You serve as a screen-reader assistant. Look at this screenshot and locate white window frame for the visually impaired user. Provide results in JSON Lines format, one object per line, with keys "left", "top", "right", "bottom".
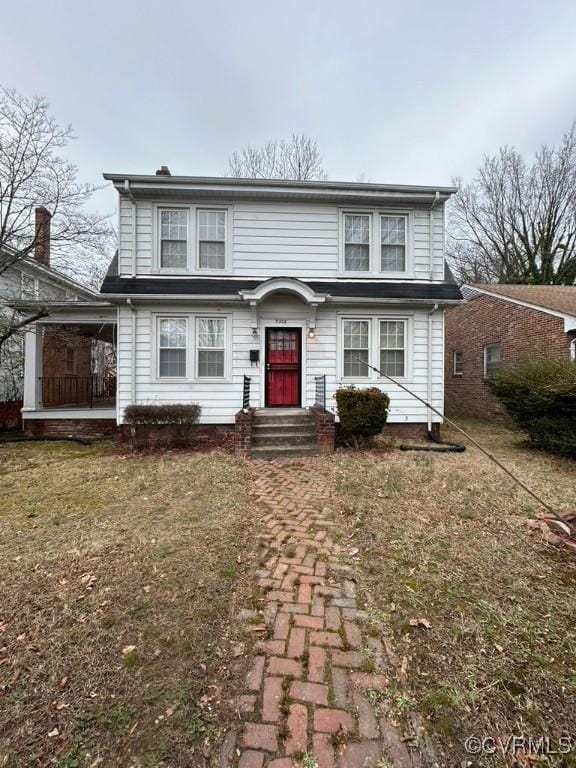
{"left": 195, "top": 316, "right": 228, "bottom": 380}
{"left": 339, "top": 208, "right": 413, "bottom": 277}
{"left": 379, "top": 214, "right": 409, "bottom": 275}
{"left": 378, "top": 319, "right": 407, "bottom": 379}
{"left": 156, "top": 316, "right": 189, "bottom": 380}
{"left": 196, "top": 209, "right": 228, "bottom": 272}
{"left": 153, "top": 203, "right": 232, "bottom": 274}
{"left": 338, "top": 314, "right": 412, "bottom": 383}
{"left": 453, "top": 350, "right": 463, "bottom": 376}
{"left": 342, "top": 318, "right": 371, "bottom": 378}
{"left": 483, "top": 343, "right": 501, "bottom": 379}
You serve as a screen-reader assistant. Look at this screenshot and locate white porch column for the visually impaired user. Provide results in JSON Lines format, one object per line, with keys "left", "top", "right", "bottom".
{"left": 22, "top": 325, "right": 43, "bottom": 410}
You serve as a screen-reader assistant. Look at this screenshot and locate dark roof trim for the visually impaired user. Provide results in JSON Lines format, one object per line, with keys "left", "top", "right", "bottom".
{"left": 100, "top": 276, "right": 463, "bottom": 302}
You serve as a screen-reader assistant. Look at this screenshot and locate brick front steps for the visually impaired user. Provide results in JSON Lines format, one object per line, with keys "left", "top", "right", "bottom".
{"left": 221, "top": 459, "right": 429, "bottom": 767}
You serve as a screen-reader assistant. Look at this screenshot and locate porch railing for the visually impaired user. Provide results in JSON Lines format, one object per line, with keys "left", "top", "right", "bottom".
{"left": 40, "top": 374, "right": 116, "bottom": 408}
{"left": 242, "top": 375, "right": 251, "bottom": 411}
{"left": 314, "top": 374, "right": 326, "bottom": 411}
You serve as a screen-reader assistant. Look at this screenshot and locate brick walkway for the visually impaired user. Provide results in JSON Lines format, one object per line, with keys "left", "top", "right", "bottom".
{"left": 230, "top": 459, "right": 425, "bottom": 768}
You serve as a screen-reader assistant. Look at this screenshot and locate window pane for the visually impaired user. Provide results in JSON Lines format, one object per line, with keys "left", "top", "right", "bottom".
{"left": 343, "top": 320, "right": 369, "bottom": 377}
{"left": 345, "top": 215, "right": 370, "bottom": 244}
{"left": 198, "top": 318, "right": 225, "bottom": 348}
{"left": 198, "top": 210, "right": 226, "bottom": 241}
{"left": 380, "top": 350, "right": 404, "bottom": 377}
{"left": 161, "top": 240, "right": 187, "bottom": 269}
{"left": 453, "top": 351, "right": 463, "bottom": 374}
{"left": 381, "top": 245, "right": 406, "bottom": 271}
{"left": 345, "top": 244, "right": 370, "bottom": 271}
{"left": 159, "top": 349, "right": 186, "bottom": 377}
{"left": 160, "top": 319, "right": 187, "bottom": 348}
{"left": 381, "top": 216, "right": 405, "bottom": 245}
{"left": 198, "top": 350, "right": 224, "bottom": 377}
{"left": 161, "top": 209, "right": 187, "bottom": 239}
{"left": 199, "top": 241, "right": 226, "bottom": 270}
{"left": 380, "top": 321, "right": 404, "bottom": 350}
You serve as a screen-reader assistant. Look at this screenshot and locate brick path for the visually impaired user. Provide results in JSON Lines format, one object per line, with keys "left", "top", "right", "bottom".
{"left": 229, "top": 459, "right": 425, "bottom": 768}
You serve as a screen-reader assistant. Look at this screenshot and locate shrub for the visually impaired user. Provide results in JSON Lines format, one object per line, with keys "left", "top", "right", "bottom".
{"left": 123, "top": 403, "right": 201, "bottom": 450}
{"left": 335, "top": 386, "right": 390, "bottom": 446}
{"left": 489, "top": 359, "right": 576, "bottom": 457}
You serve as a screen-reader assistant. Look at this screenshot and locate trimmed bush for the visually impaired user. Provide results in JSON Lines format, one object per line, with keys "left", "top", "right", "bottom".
{"left": 335, "top": 386, "right": 390, "bottom": 445}
{"left": 489, "top": 359, "right": 576, "bottom": 457}
{"left": 123, "top": 403, "right": 201, "bottom": 449}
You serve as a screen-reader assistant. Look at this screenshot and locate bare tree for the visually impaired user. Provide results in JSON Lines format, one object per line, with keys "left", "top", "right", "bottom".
{"left": 447, "top": 124, "right": 576, "bottom": 285}
{"left": 228, "top": 133, "right": 327, "bottom": 181}
{"left": 0, "top": 87, "right": 113, "bottom": 352}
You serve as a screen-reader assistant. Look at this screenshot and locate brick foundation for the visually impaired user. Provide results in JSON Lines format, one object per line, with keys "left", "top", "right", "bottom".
{"left": 380, "top": 422, "right": 439, "bottom": 440}
{"left": 309, "top": 406, "right": 335, "bottom": 453}
{"left": 0, "top": 400, "right": 22, "bottom": 430}
{"left": 23, "top": 418, "right": 118, "bottom": 439}
{"left": 235, "top": 408, "right": 255, "bottom": 456}
{"left": 119, "top": 423, "right": 233, "bottom": 449}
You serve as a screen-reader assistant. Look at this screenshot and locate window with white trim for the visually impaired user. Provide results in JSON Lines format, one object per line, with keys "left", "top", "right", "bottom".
{"left": 21, "top": 274, "right": 38, "bottom": 299}
{"left": 158, "top": 318, "right": 187, "bottom": 377}
{"left": 198, "top": 209, "right": 226, "bottom": 270}
{"left": 379, "top": 320, "right": 406, "bottom": 377}
{"left": 343, "top": 319, "right": 370, "bottom": 377}
{"left": 380, "top": 215, "right": 406, "bottom": 272}
{"left": 344, "top": 214, "right": 370, "bottom": 271}
{"left": 197, "top": 317, "right": 225, "bottom": 377}
{"left": 483, "top": 343, "right": 501, "bottom": 378}
{"left": 160, "top": 209, "right": 188, "bottom": 269}
{"left": 453, "top": 350, "right": 463, "bottom": 375}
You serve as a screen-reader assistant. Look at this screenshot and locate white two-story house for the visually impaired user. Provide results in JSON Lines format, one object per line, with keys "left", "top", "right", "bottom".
{"left": 20, "top": 171, "right": 462, "bottom": 450}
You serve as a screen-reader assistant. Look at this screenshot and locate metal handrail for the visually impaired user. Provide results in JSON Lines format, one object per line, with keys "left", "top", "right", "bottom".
{"left": 242, "top": 375, "right": 251, "bottom": 411}
{"left": 314, "top": 374, "right": 326, "bottom": 411}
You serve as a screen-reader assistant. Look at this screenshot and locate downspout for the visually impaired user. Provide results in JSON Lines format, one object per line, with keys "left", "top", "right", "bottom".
{"left": 427, "top": 302, "right": 439, "bottom": 431}
{"left": 127, "top": 298, "right": 136, "bottom": 405}
{"left": 124, "top": 179, "right": 137, "bottom": 278}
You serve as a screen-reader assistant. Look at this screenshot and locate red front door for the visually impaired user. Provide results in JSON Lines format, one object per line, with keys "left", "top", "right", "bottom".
{"left": 265, "top": 328, "right": 301, "bottom": 407}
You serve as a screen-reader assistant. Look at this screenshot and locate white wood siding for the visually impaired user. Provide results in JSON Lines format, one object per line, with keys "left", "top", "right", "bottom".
{"left": 118, "top": 199, "right": 446, "bottom": 281}
{"left": 116, "top": 297, "right": 443, "bottom": 425}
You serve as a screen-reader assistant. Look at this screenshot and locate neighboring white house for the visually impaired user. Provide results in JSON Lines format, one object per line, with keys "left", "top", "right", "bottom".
{"left": 19, "top": 172, "right": 462, "bottom": 445}
{"left": 1, "top": 208, "right": 97, "bottom": 407}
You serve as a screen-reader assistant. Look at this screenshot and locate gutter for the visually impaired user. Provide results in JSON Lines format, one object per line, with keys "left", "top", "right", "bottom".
{"left": 427, "top": 303, "right": 439, "bottom": 431}
{"left": 124, "top": 180, "right": 137, "bottom": 278}
{"left": 429, "top": 190, "right": 440, "bottom": 281}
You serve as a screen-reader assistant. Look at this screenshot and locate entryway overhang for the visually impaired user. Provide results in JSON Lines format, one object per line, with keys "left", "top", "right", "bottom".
{"left": 239, "top": 277, "right": 328, "bottom": 332}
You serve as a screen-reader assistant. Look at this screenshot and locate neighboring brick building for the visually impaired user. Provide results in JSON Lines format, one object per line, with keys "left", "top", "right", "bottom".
{"left": 445, "top": 284, "right": 576, "bottom": 420}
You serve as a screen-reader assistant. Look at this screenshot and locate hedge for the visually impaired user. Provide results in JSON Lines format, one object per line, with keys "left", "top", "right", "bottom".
{"left": 123, "top": 403, "right": 201, "bottom": 449}
{"left": 488, "top": 359, "right": 576, "bottom": 457}
{"left": 335, "top": 386, "right": 390, "bottom": 445}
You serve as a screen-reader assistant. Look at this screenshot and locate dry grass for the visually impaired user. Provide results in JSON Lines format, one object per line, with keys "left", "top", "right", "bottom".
{"left": 0, "top": 441, "right": 258, "bottom": 768}
{"left": 327, "top": 421, "right": 576, "bottom": 767}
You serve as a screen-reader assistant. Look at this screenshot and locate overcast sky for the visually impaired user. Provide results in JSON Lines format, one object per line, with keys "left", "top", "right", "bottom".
{"left": 2, "top": 0, "right": 576, "bottom": 215}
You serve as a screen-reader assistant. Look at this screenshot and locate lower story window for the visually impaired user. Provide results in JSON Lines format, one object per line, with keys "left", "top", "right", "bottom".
{"left": 379, "top": 320, "right": 405, "bottom": 377}
{"left": 453, "top": 350, "right": 464, "bottom": 375}
{"left": 343, "top": 319, "right": 370, "bottom": 377}
{"left": 159, "top": 318, "right": 187, "bottom": 377}
{"left": 484, "top": 343, "right": 501, "bottom": 378}
{"left": 197, "top": 317, "right": 225, "bottom": 377}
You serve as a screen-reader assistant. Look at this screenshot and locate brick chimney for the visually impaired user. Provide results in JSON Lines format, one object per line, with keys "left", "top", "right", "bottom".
{"left": 155, "top": 165, "right": 171, "bottom": 176}
{"left": 34, "top": 206, "right": 51, "bottom": 266}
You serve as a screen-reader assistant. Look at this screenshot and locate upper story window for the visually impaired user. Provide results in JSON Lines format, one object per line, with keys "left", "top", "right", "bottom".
{"left": 380, "top": 216, "right": 406, "bottom": 272}
{"left": 483, "top": 343, "right": 501, "bottom": 378}
{"left": 198, "top": 210, "right": 226, "bottom": 270}
{"left": 158, "top": 318, "right": 187, "bottom": 378}
{"left": 21, "top": 274, "right": 38, "bottom": 299}
{"left": 341, "top": 210, "right": 410, "bottom": 275}
{"left": 64, "top": 348, "right": 78, "bottom": 375}
{"left": 453, "top": 350, "right": 464, "bottom": 376}
{"left": 160, "top": 209, "right": 188, "bottom": 269}
{"left": 344, "top": 214, "right": 370, "bottom": 272}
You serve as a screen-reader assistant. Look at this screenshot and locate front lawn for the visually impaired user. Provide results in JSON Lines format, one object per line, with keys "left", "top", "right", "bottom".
{"left": 0, "top": 441, "right": 257, "bottom": 768}
{"left": 328, "top": 421, "right": 576, "bottom": 766}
